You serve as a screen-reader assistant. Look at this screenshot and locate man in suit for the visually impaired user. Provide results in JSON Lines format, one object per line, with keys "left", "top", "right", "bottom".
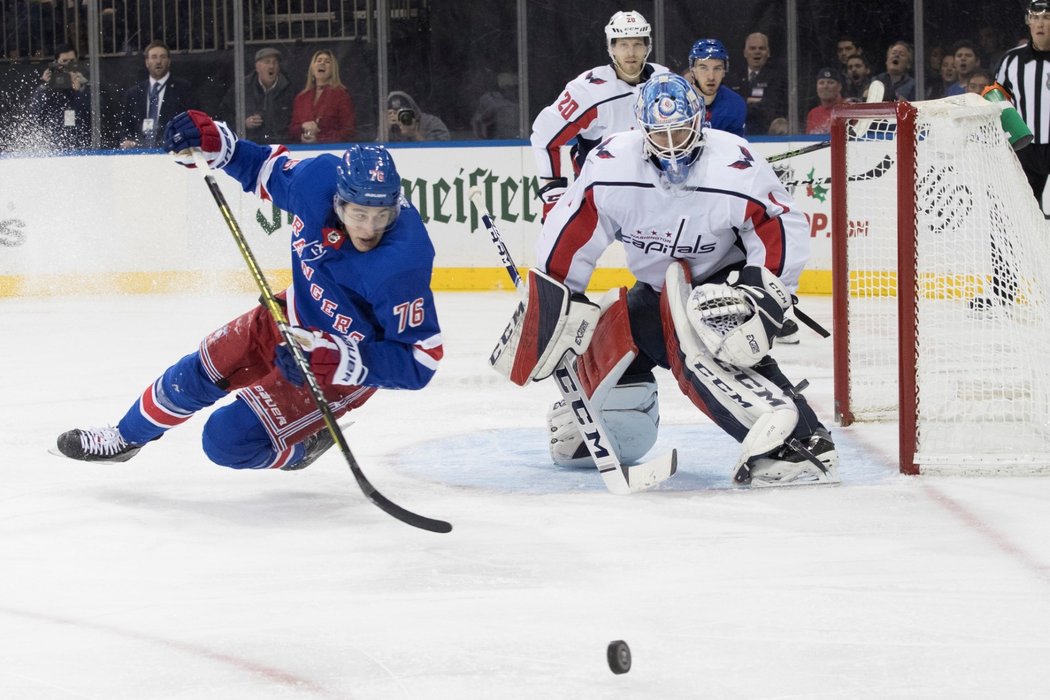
{"left": 119, "top": 41, "right": 197, "bottom": 148}
{"left": 726, "top": 32, "right": 787, "bottom": 135}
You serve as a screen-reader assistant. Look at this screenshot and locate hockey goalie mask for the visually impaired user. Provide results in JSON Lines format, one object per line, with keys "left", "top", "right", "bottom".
{"left": 636, "top": 73, "right": 705, "bottom": 186}
{"left": 606, "top": 10, "right": 652, "bottom": 81}
{"left": 334, "top": 145, "right": 403, "bottom": 251}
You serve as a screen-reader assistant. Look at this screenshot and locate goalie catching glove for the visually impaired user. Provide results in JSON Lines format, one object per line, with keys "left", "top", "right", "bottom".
{"left": 490, "top": 269, "right": 601, "bottom": 386}
{"left": 687, "top": 266, "right": 792, "bottom": 367}
{"left": 163, "top": 109, "right": 238, "bottom": 169}
{"left": 274, "top": 327, "right": 367, "bottom": 388}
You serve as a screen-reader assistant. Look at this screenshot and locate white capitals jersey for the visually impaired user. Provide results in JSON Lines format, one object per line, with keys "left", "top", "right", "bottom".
{"left": 536, "top": 129, "right": 810, "bottom": 294}
{"left": 531, "top": 62, "right": 670, "bottom": 180}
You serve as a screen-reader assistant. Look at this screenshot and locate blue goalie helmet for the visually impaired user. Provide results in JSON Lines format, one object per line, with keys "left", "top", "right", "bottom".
{"left": 635, "top": 73, "right": 705, "bottom": 185}
{"left": 336, "top": 145, "right": 402, "bottom": 208}
{"left": 689, "top": 38, "right": 729, "bottom": 70}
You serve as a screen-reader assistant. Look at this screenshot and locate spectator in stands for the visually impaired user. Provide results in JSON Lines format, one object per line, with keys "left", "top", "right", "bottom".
{"left": 767, "top": 117, "right": 789, "bottom": 136}
{"left": 946, "top": 40, "right": 982, "bottom": 96}
{"left": 871, "top": 40, "right": 916, "bottom": 101}
{"left": 978, "top": 25, "right": 1007, "bottom": 71}
{"left": 28, "top": 43, "right": 91, "bottom": 150}
{"left": 966, "top": 68, "right": 994, "bottom": 94}
{"left": 842, "top": 53, "right": 872, "bottom": 101}
{"left": 218, "top": 46, "right": 293, "bottom": 144}
{"left": 118, "top": 40, "right": 196, "bottom": 148}
{"left": 386, "top": 91, "right": 450, "bottom": 142}
{"left": 288, "top": 48, "right": 356, "bottom": 143}
{"left": 805, "top": 67, "right": 844, "bottom": 134}
{"left": 835, "top": 35, "right": 863, "bottom": 81}
{"left": 926, "top": 53, "right": 958, "bottom": 99}
{"left": 471, "top": 72, "right": 520, "bottom": 139}
{"left": 726, "top": 32, "right": 786, "bottom": 134}
{"left": 924, "top": 44, "right": 946, "bottom": 86}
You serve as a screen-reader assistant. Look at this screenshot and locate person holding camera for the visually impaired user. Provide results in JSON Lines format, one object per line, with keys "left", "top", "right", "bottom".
{"left": 385, "top": 91, "right": 450, "bottom": 142}
{"left": 28, "top": 44, "right": 92, "bottom": 151}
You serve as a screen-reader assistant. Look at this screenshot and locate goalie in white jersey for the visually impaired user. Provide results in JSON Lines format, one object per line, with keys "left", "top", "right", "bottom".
{"left": 498, "top": 73, "right": 838, "bottom": 487}
{"left": 530, "top": 10, "right": 669, "bottom": 220}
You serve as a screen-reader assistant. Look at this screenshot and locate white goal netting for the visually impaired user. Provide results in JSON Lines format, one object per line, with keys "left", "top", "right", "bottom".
{"left": 837, "top": 94, "right": 1050, "bottom": 474}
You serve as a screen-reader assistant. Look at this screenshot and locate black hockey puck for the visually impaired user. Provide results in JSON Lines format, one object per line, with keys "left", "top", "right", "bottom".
{"left": 607, "top": 640, "right": 631, "bottom": 674}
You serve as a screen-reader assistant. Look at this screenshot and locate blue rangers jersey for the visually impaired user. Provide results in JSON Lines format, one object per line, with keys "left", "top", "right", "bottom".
{"left": 222, "top": 140, "right": 443, "bottom": 390}
{"left": 704, "top": 84, "right": 747, "bottom": 137}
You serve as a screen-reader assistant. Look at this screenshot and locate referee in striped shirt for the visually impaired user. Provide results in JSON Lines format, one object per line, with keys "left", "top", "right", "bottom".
{"left": 996, "top": 0, "right": 1050, "bottom": 212}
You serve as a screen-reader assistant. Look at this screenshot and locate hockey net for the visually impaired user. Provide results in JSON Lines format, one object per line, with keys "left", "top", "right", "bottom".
{"left": 831, "top": 94, "right": 1050, "bottom": 475}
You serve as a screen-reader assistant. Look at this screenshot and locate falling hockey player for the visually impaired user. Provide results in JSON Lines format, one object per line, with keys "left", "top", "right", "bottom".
{"left": 55, "top": 110, "right": 443, "bottom": 470}
{"left": 493, "top": 73, "right": 839, "bottom": 487}
{"left": 530, "top": 10, "right": 669, "bottom": 221}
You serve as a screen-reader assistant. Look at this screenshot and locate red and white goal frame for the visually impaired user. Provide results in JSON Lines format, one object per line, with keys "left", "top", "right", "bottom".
{"left": 830, "top": 95, "right": 1050, "bottom": 476}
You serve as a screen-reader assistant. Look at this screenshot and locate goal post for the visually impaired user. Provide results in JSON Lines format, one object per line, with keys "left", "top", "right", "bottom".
{"left": 831, "top": 94, "right": 1050, "bottom": 476}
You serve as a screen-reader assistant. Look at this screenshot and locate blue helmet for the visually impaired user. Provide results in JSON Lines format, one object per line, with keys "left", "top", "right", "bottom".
{"left": 335, "top": 145, "right": 402, "bottom": 208}
{"left": 635, "top": 73, "right": 705, "bottom": 184}
{"left": 689, "top": 38, "right": 729, "bottom": 70}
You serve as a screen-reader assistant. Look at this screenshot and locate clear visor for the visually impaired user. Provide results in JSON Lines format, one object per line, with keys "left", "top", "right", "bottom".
{"left": 334, "top": 197, "right": 400, "bottom": 235}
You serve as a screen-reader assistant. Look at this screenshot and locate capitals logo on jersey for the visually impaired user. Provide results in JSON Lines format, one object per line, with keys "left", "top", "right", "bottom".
{"left": 729, "top": 146, "right": 755, "bottom": 170}
{"left": 594, "top": 137, "right": 616, "bottom": 159}
{"left": 585, "top": 71, "right": 607, "bottom": 85}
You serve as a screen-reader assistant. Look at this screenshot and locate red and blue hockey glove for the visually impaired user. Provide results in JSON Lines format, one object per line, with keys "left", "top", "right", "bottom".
{"left": 164, "top": 110, "right": 237, "bottom": 169}
{"left": 275, "top": 327, "right": 368, "bottom": 388}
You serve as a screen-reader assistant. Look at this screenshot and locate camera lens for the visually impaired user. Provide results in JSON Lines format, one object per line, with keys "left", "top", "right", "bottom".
{"left": 397, "top": 109, "right": 414, "bottom": 125}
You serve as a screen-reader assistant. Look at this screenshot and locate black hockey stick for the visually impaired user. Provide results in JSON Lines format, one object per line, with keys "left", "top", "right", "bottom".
{"left": 189, "top": 151, "right": 451, "bottom": 534}
{"left": 469, "top": 188, "right": 677, "bottom": 494}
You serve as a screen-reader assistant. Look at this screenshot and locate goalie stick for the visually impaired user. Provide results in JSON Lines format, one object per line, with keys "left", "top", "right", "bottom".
{"left": 469, "top": 187, "right": 677, "bottom": 495}
{"left": 189, "top": 150, "right": 452, "bottom": 534}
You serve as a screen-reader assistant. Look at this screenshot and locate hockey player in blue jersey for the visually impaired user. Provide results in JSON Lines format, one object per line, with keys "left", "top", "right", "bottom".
{"left": 55, "top": 110, "right": 443, "bottom": 470}
{"left": 687, "top": 38, "right": 747, "bottom": 137}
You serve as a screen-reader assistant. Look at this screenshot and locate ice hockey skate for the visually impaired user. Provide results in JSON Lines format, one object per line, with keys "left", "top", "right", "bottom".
{"left": 775, "top": 317, "right": 800, "bottom": 345}
{"left": 280, "top": 428, "right": 335, "bottom": 471}
{"left": 967, "top": 295, "right": 1014, "bottom": 316}
{"left": 54, "top": 426, "right": 143, "bottom": 463}
{"left": 735, "top": 427, "right": 839, "bottom": 487}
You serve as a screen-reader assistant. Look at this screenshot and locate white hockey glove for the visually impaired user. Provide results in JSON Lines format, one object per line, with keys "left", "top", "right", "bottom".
{"left": 490, "top": 269, "right": 600, "bottom": 386}
{"left": 275, "top": 327, "right": 367, "bottom": 388}
{"left": 164, "top": 110, "right": 238, "bottom": 169}
{"left": 537, "top": 177, "right": 568, "bottom": 221}
{"left": 687, "top": 266, "right": 792, "bottom": 367}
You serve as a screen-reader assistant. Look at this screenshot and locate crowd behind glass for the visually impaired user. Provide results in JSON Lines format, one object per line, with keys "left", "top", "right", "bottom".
{"left": 0, "top": 1, "right": 1028, "bottom": 153}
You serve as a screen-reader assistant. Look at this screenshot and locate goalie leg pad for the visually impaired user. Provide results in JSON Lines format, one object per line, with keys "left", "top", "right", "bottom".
{"left": 662, "top": 261, "right": 796, "bottom": 440}
{"left": 548, "top": 377, "right": 659, "bottom": 468}
{"left": 490, "top": 269, "right": 601, "bottom": 386}
{"left": 547, "top": 288, "right": 659, "bottom": 468}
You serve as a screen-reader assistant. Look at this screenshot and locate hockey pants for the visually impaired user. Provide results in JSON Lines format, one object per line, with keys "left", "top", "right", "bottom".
{"left": 116, "top": 301, "right": 374, "bottom": 469}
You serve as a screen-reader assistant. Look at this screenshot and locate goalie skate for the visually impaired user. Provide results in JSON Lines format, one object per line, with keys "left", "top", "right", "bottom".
{"left": 735, "top": 427, "right": 840, "bottom": 488}
{"left": 54, "top": 426, "right": 142, "bottom": 464}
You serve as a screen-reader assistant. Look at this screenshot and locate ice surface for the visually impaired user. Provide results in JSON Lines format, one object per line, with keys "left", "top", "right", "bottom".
{"left": 1, "top": 292, "right": 1048, "bottom": 699}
